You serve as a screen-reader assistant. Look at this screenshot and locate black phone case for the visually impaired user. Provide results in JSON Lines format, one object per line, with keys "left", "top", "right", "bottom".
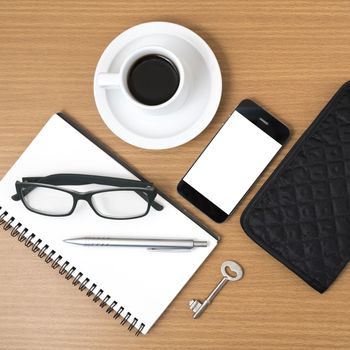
{"left": 241, "top": 81, "right": 350, "bottom": 293}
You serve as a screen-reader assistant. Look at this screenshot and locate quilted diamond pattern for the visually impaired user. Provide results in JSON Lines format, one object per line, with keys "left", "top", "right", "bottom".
{"left": 241, "top": 82, "right": 350, "bottom": 293}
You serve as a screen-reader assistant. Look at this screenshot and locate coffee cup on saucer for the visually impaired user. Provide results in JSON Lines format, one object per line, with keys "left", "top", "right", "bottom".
{"left": 94, "top": 21, "right": 222, "bottom": 150}
{"left": 97, "top": 46, "right": 189, "bottom": 114}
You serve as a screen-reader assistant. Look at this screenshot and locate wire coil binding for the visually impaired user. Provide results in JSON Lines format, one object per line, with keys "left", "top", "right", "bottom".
{"left": 0, "top": 206, "right": 145, "bottom": 335}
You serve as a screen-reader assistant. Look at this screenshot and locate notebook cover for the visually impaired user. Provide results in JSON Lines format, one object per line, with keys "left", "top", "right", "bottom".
{"left": 241, "top": 81, "right": 350, "bottom": 293}
{"left": 0, "top": 113, "right": 219, "bottom": 334}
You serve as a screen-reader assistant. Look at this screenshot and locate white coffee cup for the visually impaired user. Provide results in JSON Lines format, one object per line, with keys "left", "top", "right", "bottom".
{"left": 97, "top": 46, "right": 188, "bottom": 113}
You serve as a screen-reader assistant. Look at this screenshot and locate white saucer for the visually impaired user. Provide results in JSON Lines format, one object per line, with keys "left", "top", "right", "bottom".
{"left": 94, "top": 22, "right": 222, "bottom": 150}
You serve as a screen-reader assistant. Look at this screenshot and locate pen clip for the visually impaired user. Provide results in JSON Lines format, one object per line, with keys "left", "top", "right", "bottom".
{"left": 147, "top": 248, "right": 192, "bottom": 252}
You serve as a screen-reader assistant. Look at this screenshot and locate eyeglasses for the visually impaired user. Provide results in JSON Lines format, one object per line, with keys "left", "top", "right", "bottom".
{"left": 12, "top": 174, "right": 164, "bottom": 220}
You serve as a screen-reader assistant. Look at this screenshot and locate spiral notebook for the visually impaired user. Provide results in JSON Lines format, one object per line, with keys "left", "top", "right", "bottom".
{"left": 0, "top": 113, "right": 218, "bottom": 335}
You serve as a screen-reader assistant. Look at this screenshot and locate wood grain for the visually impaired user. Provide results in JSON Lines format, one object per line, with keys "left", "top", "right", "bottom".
{"left": 0, "top": 0, "right": 350, "bottom": 349}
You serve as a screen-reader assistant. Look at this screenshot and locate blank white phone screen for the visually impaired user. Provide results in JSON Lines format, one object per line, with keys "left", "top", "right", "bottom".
{"left": 183, "top": 111, "right": 282, "bottom": 214}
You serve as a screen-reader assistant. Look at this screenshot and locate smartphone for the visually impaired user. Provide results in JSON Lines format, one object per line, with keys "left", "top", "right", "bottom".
{"left": 177, "top": 99, "right": 290, "bottom": 223}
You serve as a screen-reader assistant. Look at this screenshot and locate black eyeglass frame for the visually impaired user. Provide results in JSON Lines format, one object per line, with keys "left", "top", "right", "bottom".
{"left": 12, "top": 173, "right": 163, "bottom": 219}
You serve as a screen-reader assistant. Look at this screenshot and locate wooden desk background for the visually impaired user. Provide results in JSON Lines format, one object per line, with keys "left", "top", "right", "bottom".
{"left": 1, "top": 1, "right": 350, "bottom": 349}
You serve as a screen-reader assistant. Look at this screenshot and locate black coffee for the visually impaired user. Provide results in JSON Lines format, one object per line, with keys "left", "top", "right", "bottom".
{"left": 127, "top": 54, "right": 180, "bottom": 106}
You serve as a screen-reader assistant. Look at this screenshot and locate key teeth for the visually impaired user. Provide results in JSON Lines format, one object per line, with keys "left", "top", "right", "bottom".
{"left": 189, "top": 299, "right": 202, "bottom": 313}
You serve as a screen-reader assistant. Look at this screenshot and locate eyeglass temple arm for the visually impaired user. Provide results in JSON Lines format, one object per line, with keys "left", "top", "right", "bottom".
{"left": 12, "top": 174, "right": 164, "bottom": 211}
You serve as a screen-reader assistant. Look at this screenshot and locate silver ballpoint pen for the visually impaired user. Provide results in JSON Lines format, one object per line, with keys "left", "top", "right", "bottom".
{"left": 63, "top": 237, "right": 208, "bottom": 250}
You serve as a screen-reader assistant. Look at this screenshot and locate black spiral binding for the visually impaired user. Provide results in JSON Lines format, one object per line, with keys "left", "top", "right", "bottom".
{"left": 0, "top": 206, "right": 145, "bottom": 336}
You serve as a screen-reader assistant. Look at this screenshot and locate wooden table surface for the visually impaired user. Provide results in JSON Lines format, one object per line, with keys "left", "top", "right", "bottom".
{"left": 1, "top": 1, "right": 350, "bottom": 349}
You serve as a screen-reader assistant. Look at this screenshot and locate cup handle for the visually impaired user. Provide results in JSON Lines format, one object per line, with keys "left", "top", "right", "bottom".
{"left": 97, "top": 73, "right": 121, "bottom": 88}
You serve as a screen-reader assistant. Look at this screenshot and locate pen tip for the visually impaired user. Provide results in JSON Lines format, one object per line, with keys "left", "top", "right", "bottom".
{"left": 63, "top": 238, "right": 86, "bottom": 246}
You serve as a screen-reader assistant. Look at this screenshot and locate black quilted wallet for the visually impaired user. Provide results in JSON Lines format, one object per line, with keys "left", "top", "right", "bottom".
{"left": 241, "top": 81, "right": 350, "bottom": 293}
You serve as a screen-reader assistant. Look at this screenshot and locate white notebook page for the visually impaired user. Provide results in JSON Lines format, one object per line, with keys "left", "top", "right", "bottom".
{"left": 0, "top": 114, "right": 218, "bottom": 334}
